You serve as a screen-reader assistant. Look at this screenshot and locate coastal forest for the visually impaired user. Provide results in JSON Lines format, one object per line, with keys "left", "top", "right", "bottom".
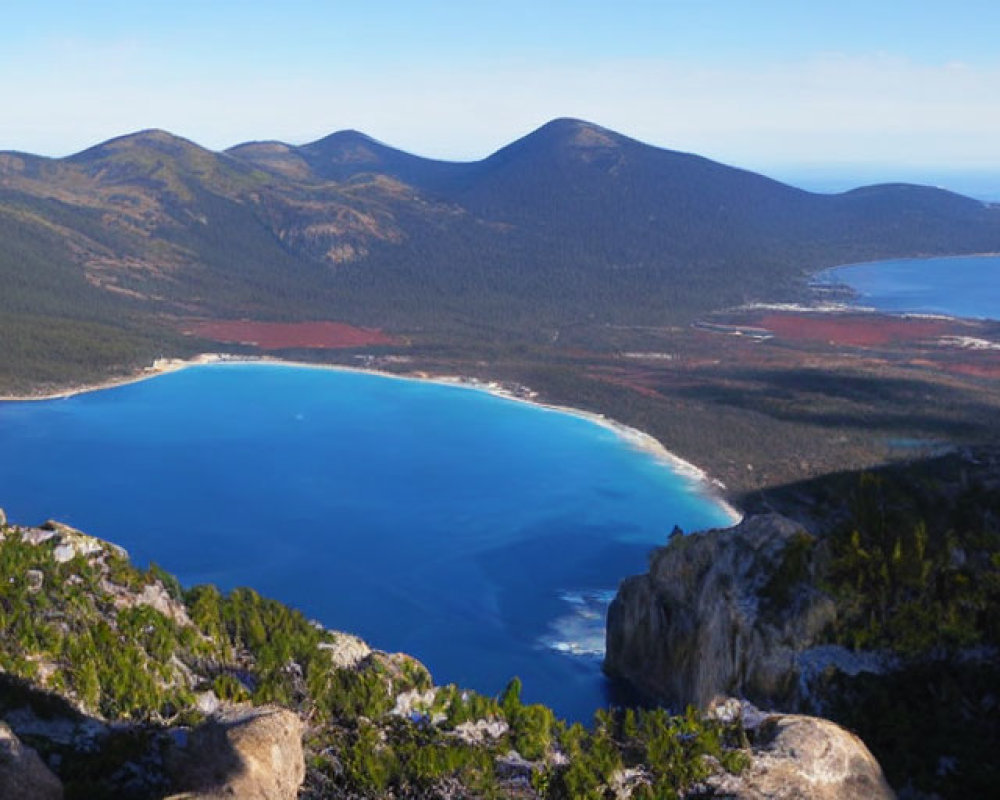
{"left": 2, "top": 118, "right": 999, "bottom": 380}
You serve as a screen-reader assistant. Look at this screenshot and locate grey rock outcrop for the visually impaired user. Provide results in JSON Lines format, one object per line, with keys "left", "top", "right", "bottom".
{"left": 317, "top": 631, "right": 371, "bottom": 669}
{"left": 0, "top": 720, "right": 64, "bottom": 800}
{"left": 103, "top": 578, "right": 192, "bottom": 626}
{"left": 166, "top": 705, "right": 305, "bottom": 800}
{"left": 604, "top": 514, "right": 836, "bottom": 709}
{"left": 39, "top": 520, "right": 128, "bottom": 563}
{"left": 708, "top": 713, "right": 895, "bottom": 799}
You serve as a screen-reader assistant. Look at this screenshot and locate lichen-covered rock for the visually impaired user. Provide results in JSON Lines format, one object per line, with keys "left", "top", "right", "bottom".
{"left": 34, "top": 520, "right": 128, "bottom": 563}
{"left": 104, "top": 578, "right": 192, "bottom": 626}
{"left": 0, "top": 720, "right": 64, "bottom": 800}
{"left": 165, "top": 705, "right": 305, "bottom": 800}
{"left": 453, "top": 717, "right": 509, "bottom": 745}
{"left": 604, "top": 514, "right": 837, "bottom": 709}
{"left": 317, "top": 631, "right": 371, "bottom": 669}
{"left": 392, "top": 687, "right": 439, "bottom": 719}
{"left": 494, "top": 749, "right": 538, "bottom": 784}
{"left": 707, "top": 714, "right": 896, "bottom": 800}
{"left": 195, "top": 691, "right": 220, "bottom": 716}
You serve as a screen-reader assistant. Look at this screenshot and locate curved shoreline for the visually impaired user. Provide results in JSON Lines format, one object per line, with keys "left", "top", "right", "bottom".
{"left": 808, "top": 253, "right": 1000, "bottom": 322}
{"left": 0, "top": 353, "right": 742, "bottom": 524}
{"left": 812, "top": 251, "right": 1000, "bottom": 273}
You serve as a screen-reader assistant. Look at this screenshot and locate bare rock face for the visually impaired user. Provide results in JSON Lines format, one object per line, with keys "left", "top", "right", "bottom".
{"left": 103, "top": 578, "right": 192, "bottom": 626}
{"left": 166, "top": 705, "right": 305, "bottom": 800}
{"left": 20, "top": 520, "right": 130, "bottom": 563}
{"left": 317, "top": 631, "right": 371, "bottom": 669}
{"left": 708, "top": 714, "right": 896, "bottom": 800}
{"left": 604, "top": 514, "right": 836, "bottom": 710}
{"left": 0, "top": 721, "right": 64, "bottom": 800}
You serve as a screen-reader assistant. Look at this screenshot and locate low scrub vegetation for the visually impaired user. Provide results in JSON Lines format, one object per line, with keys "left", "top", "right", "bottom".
{"left": 0, "top": 517, "right": 748, "bottom": 798}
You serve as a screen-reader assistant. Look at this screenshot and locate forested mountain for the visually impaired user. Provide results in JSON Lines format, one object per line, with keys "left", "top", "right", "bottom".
{"left": 2, "top": 118, "right": 999, "bottom": 383}
{"left": 228, "top": 118, "right": 1000, "bottom": 327}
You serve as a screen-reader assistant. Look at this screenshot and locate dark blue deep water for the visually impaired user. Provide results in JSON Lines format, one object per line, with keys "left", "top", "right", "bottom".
{"left": 0, "top": 363, "right": 735, "bottom": 720}
{"left": 815, "top": 254, "right": 1000, "bottom": 320}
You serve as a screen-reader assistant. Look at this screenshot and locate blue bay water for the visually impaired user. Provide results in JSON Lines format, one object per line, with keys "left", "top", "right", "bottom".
{"left": 815, "top": 254, "right": 1000, "bottom": 320}
{"left": 0, "top": 363, "right": 734, "bottom": 720}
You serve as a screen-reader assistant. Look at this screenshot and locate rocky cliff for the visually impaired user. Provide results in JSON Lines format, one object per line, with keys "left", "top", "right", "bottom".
{"left": 605, "top": 468, "right": 1000, "bottom": 800}
{"left": 604, "top": 514, "right": 851, "bottom": 710}
{"left": 602, "top": 513, "right": 902, "bottom": 798}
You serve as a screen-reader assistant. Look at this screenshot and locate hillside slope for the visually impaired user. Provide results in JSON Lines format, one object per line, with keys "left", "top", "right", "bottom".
{"left": 230, "top": 118, "right": 1000, "bottom": 327}
{"left": 1, "top": 509, "right": 883, "bottom": 799}
{"left": 605, "top": 448, "right": 1000, "bottom": 798}
{"left": 3, "top": 120, "right": 998, "bottom": 339}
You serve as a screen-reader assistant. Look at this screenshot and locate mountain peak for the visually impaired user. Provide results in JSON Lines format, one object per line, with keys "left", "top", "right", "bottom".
{"left": 310, "top": 129, "right": 381, "bottom": 146}
{"left": 300, "top": 129, "right": 399, "bottom": 167}
{"left": 295, "top": 129, "right": 465, "bottom": 185}
{"left": 227, "top": 140, "right": 296, "bottom": 156}
{"left": 478, "top": 118, "right": 626, "bottom": 173}
{"left": 522, "top": 118, "right": 621, "bottom": 148}
{"left": 68, "top": 129, "right": 208, "bottom": 163}
{"left": 537, "top": 117, "right": 610, "bottom": 134}
{"left": 225, "top": 140, "right": 314, "bottom": 180}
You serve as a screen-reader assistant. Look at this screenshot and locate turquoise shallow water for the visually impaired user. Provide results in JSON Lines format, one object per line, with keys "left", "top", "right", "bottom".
{"left": 815, "top": 254, "right": 1000, "bottom": 320}
{"left": 0, "top": 363, "right": 735, "bottom": 720}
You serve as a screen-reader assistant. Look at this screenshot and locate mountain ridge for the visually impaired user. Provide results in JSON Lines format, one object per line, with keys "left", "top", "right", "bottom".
{"left": 7, "top": 119, "right": 994, "bottom": 204}
{"left": 2, "top": 116, "right": 999, "bottom": 389}
{"left": 225, "top": 118, "right": 829, "bottom": 199}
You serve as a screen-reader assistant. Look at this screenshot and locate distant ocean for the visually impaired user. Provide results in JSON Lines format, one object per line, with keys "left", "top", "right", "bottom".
{"left": 815, "top": 254, "right": 1000, "bottom": 321}
{"left": 0, "top": 363, "right": 736, "bottom": 720}
{"left": 775, "top": 168, "right": 1000, "bottom": 203}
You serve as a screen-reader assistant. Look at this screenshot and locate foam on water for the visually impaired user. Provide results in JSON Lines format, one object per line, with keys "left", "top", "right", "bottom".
{"left": 539, "top": 590, "right": 618, "bottom": 658}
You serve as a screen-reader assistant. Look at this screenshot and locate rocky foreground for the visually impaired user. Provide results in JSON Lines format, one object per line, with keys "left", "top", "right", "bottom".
{"left": 0, "top": 508, "right": 898, "bottom": 799}
{"left": 605, "top": 456, "right": 1000, "bottom": 799}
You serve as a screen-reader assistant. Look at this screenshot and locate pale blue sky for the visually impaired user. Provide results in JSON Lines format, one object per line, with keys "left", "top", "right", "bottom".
{"left": 3, "top": 1, "right": 999, "bottom": 183}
